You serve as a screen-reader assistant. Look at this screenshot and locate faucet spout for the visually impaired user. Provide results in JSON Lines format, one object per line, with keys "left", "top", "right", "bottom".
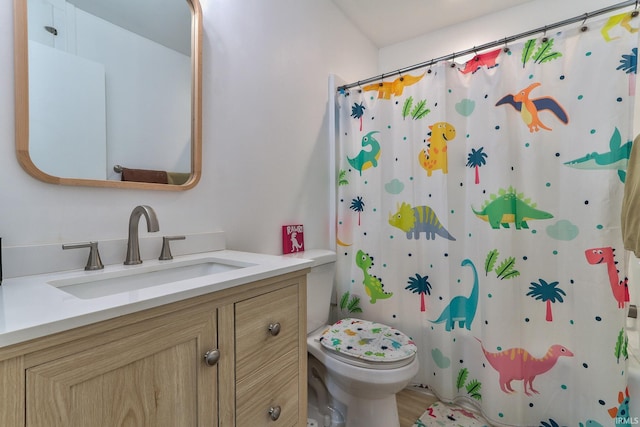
{"left": 125, "top": 205, "right": 160, "bottom": 265}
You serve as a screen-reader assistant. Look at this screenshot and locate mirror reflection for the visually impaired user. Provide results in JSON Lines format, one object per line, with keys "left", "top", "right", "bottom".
{"left": 15, "top": 0, "right": 202, "bottom": 190}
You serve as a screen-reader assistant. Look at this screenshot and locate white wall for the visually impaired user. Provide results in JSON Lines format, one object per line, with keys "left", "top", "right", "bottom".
{"left": 0, "top": 1, "right": 377, "bottom": 257}
{"left": 378, "top": 0, "right": 626, "bottom": 73}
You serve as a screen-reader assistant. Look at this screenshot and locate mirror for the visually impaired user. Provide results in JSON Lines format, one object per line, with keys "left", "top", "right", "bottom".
{"left": 14, "top": 0, "right": 202, "bottom": 190}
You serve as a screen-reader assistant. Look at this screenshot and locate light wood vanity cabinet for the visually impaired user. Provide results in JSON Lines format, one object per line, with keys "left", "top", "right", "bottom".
{"left": 0, "top": 270, "right": 308, "bottom": 427}
{"left": 235, "top": 285, "right": 301, "bottom": 427}
{"left": 26, "top": 303, "right": 217, "bottom": 427}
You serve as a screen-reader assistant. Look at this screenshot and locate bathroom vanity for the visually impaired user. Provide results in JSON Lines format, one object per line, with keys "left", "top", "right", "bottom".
{"left": 0, "top": 251, "right": 310, "bottom": 426}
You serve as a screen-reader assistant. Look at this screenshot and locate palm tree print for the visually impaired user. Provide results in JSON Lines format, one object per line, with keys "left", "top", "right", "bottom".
{"left": 617, "top": 47, "right": 638, "bottom": 74}
{"left": 617, "top": 47, "right": 638, "bottom": 95}
{"left": 526, "top": 279, "right": 566, "bottom": 322}
{"left": 350, "top": 196, "right": 365, "bottom": 226}
{"left": 466, "top": 147, "right": 488, "bottom": 184}
{"left": 351, "top": 102, "right": 366, "bottom": 131}
{"left": 405, "top": 273, "right": 432, "bottom": 312}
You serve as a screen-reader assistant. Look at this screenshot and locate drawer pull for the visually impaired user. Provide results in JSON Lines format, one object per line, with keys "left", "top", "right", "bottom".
{"left": 204, "top": 349, "right": 220, "bottom": 366}
{"left": 269, "top": 405, "right": 281, "bottom": 421}
{"left": 268, "top": 322, "right": 281, "bottom": 336}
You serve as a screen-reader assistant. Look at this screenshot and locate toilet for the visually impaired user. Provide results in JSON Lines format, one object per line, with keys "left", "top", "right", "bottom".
{"left": 293, "top": 249, "right": 419, "bottom": 427}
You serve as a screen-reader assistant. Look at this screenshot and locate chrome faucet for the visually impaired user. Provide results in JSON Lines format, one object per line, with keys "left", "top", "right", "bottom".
{"left": 124, "top": 205, "right": 159, "bottom": 265}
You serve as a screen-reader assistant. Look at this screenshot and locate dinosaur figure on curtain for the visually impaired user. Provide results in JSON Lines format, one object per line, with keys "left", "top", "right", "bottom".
{"left": 362, "top": 72, "right": 425, "bottom": 99}
{"left": 495, "top": 82, "right": 569, "bottom": 132}
{"left": 347, "top": 131, "right": 381, "bottom": 176}
{"left": 477, "top": 340, "right": 574, "bottom": 396}
{"left": 608, "top": 388, "right": 631, "bottom": 424}
{"left": 563, "top": 127, "right": 631, "bottom": 183}
{"left": 355, "top": 249, "right": 393, "bottom": 303}
{"left": 430, "top": 259, "right": 478, "bottom": 331}
{"left": 388, "top": 202, "right": 455, "bottom": 240}
{"left": 418, "top": 122, "right": 456, "bottom": 176}
{"left": 584, "top": 247, "right": 629, "bottom": 308}
{"left": 472, "top": 187, "right": 554, "bottom": 229}
{"left": 460, "top": 48, "right": 501, "bottom": 74}
{"left": 601, "top": 12, "right": 639, "bottom": 42}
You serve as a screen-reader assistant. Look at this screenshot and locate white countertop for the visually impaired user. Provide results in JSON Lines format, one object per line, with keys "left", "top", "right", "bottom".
{"left": 0, "top": 250, "right": 312, "bottom": 348}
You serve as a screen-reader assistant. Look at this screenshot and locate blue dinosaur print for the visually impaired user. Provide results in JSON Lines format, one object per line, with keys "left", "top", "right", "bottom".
{"left": 430, "top": 259, "right": 479, "bottom": 331}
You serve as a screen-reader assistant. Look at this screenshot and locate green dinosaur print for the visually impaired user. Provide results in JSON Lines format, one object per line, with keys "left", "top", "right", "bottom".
{"left": 347, "top": 131, "right": 381, "bottom": 176}
{"left": 472, "top": 187, "right": 553, "bottom": 229}
{"left": 355, "top": 249, "right": 393, "bottom": 303}
{"left": 564, "top": 127, "right": 631, "bottom": 183}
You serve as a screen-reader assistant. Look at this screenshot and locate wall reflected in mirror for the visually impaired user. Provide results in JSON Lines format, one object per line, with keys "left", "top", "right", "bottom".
{"left": 15, "top": 0, "right": 202, "bottom": 190}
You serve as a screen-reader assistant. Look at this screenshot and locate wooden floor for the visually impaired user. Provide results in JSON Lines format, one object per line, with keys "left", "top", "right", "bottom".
{"left": 397, "top": 388, "right": 439, "bottom": 427}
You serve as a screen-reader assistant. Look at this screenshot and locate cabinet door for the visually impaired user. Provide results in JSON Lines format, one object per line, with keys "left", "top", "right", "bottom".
{"left": 25, "top": 305, "right": 217, "bottom": 427}
{"left": 235, "top": 285, "right": 299, "bottom": 426}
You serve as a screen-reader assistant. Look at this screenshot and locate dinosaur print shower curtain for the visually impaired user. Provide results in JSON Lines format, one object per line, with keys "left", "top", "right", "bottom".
{"left": 336, "top": 12, "right": 639, "bottom": 426}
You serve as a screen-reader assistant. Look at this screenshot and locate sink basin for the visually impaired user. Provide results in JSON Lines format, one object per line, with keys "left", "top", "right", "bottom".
{"left": 49, "top": 258, "right": 254, "bottom": 299}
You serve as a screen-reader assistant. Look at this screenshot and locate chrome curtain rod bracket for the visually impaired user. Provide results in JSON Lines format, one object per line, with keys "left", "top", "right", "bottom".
{"left": 337, "top": 0, "right": 638, "bottom": 92}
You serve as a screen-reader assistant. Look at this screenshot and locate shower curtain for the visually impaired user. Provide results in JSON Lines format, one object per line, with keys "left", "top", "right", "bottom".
{"left": 336, "top": 12, "right": 639, "bottom": 426}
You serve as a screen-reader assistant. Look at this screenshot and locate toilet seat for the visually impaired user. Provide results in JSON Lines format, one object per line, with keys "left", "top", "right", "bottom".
{"left": 319, "top": 318, "right": 417, "bottom": 369}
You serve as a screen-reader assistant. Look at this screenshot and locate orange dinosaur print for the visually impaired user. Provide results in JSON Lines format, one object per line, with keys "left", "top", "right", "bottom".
{"left": 419, "top": 122, "right": 456, "bottom": 176}
{"left": 496, "top": 82, "right": 569, "bottom": 132}
{"left": 363, "top": 72, "right": 426, "bottom": 99}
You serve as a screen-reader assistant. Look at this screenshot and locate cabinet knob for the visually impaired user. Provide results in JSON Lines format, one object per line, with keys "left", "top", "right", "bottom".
{"left": 203, "top": 349, "right": 220, "bottom": 366}
{"left": 268, "top": 322, "right": 281, "bottom": 336}
{"left": 268, "top": 405, "right": 281, "bottom": 421}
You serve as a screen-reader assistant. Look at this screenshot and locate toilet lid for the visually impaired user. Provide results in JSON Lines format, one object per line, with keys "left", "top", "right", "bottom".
{"left": 319, "top": 318, "right": 417, "bottom": 363}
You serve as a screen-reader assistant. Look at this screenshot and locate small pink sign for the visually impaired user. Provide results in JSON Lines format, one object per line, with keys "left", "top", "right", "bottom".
{"left": 282, "top": 224, "right": 304, "bottom": 254}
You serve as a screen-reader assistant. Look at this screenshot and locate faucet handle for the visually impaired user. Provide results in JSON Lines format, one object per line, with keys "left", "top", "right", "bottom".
{"left": 63, "top": 241, "right": 104, "bottom": 271}
{"left": 159, "top": 236, "right": 186, "bottom": 261}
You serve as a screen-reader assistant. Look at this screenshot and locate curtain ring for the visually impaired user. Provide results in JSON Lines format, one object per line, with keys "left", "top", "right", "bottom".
{"left": 473, "top": 47, "right": 479, "bottom": 61}
{"left": 541, "top": 26, "right": 548, "bottom": 43}
{"left": 503, "top": 37, "right": 510, "bottom": 53}
{"left": 427, "top": 60, "right": 433, "bottom": 74}
{"left": 357, "top": 80, "right": 362, "bottom": 94}
{"left": 632, "top": 1, "right": 639, "bottom": 17}
{"left": 580, "top": 13, "right": 589, "bottom": 32}
{"left": 450, "top": 53, "right": 457, "bottom": 68}
{"left": 398, "top": 70, "right": 404, "bottom": 81}
{"left": 378, "top": 73, "right": 384, "bottom": 87}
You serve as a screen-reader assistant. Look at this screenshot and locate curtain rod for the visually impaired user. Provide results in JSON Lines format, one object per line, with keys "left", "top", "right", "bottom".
{"left": 337, "top": 0, "right": 639, "bottom": 92}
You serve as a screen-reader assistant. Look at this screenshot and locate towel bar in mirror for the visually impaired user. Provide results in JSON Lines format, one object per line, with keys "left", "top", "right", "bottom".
{"left": 14, "top": 0, "right": 202, "bottom": 191}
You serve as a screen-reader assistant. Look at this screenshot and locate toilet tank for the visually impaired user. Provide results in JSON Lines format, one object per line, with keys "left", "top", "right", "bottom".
{"left": 285, "top": 249, "right": 336, "bottom": 333}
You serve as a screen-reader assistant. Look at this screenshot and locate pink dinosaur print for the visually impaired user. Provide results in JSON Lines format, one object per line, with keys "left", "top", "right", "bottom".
{"left": 585, "top": 247, "right": 629, "bottom": 309}
{"left": 477, "top": 339, "right": 574, "bottom": 396}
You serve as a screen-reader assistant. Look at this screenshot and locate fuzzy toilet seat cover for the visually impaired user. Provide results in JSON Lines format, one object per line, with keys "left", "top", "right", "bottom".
{"left": 319, "top": 318, "right": 417, "bottom": 362}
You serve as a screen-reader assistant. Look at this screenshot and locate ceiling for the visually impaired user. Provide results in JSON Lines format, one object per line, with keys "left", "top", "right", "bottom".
{"left": 66, "top": 0, "right": 536, "bottom": 56}
{"left": 67, "top": 0, "right": 192, "bottom": 55}
{"left": 331, "top": 0, "right": 536, "bottom": 48}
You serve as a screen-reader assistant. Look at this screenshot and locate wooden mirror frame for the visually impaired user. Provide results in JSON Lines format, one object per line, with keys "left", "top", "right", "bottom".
{"left": 13, "top": 0, "right": 202, "bottom": 191}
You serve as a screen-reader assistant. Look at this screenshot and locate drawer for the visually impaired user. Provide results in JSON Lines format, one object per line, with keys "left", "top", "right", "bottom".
{"left": 235, "top": 285, "right": 298, "bottom": 380}
{"left": 236, "top": 349, "right": 298, "bottom": 427}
